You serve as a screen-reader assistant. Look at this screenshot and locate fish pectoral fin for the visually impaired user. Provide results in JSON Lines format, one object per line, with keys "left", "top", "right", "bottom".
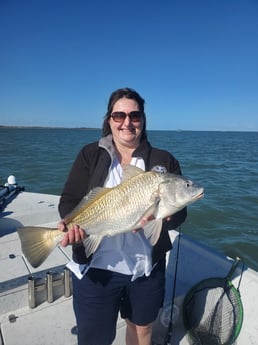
{"left": 133, "top": 202, "right": 160, "bottom": 229}
{"left": 143, "top": 219, "right": 163, "bottom": 246}
{"left": 83, "top": 234, "right": 104, "bottom": 258}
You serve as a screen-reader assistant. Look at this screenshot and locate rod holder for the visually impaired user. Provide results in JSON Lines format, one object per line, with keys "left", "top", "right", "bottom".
{"left": 64, "top": 267, "right": 71, "bottom": 297}
{"left": 27, "top": 268, "right": 72, "bottom": 308}
{"left": 47, "top": 271, "right": 54, "bottom": 303}
{"left": 28, "top": 276, "right": 36, "bottom": 309}
{"left": 28, "top": 276, "right": 47, "bottom": 308}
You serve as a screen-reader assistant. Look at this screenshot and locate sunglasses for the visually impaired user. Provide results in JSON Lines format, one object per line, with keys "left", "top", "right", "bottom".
{"left": 110, "top": 111, "right": 143, "bottom": 123}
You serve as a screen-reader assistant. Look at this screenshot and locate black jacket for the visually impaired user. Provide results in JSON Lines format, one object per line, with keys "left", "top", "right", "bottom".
{"left": 59, "top": 135, "right": 187, "bottom": 265}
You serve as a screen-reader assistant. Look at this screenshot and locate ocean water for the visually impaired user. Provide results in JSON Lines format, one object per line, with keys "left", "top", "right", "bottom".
{"left": 1, "top": 128, "right": 258, "bottom": 271}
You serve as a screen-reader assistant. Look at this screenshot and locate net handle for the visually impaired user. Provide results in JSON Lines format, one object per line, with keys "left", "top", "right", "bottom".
{"left": 227, "top": 256, "right": 244, "bottom": 291}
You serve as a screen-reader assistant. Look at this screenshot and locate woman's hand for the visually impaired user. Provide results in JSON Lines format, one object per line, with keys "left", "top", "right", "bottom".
{"left": 57, "top": 220, "right": 86, "bottom": 247}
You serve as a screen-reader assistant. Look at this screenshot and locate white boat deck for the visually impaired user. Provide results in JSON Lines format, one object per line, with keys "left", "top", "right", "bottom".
{"left": 1, "top": 191, "right": 258, "bottom": 344}
{"left": 0, "top": 192, "right": 75, "bottom": 344}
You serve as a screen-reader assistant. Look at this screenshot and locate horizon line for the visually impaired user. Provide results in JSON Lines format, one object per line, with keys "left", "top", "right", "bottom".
{"left": 0, "top": 125, "right": 257, "bottom": 133}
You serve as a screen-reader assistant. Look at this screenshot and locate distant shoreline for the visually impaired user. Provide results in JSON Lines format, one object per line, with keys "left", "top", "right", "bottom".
{"left": 0, "top": 125, "right": 257, "bottom": 133}
{"left": 0, "top": 125, "right": 100, "bottom": 130}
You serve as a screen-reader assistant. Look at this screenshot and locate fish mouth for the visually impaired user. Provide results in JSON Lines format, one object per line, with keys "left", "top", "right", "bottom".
{"left": 193, "top": 192, "right": 204, "bottom": 200}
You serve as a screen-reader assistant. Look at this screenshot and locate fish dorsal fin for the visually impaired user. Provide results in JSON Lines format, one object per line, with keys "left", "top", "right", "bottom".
{"left": 122, "top": 165, "right": 145, "bottom": 182}
{"left": 64, "top": 187, "right": 110, "bottom": 223}
{"left": 84, "top": 187, "right": 111, "bottom": 205}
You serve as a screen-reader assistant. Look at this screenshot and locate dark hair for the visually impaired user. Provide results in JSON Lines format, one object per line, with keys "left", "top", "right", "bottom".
{"left": 102, "top": 87, "right": 147, "bottom": 140}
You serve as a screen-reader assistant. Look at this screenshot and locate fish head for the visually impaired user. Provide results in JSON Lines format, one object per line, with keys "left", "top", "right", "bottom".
{"left": 155, "top": 173, "right": 204, "bottom": 218}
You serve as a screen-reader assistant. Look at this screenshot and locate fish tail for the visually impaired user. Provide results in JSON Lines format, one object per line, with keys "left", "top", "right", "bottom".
{"left": 17, "top": 226, "right": 59, "bottom": 268}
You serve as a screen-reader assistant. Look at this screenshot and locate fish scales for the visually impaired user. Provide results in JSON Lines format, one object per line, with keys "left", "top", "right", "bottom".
{"left": 70, "top": 171, "right": 162, "bottom": 236}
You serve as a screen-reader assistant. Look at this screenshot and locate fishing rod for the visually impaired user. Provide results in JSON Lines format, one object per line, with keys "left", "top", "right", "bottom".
{"left": 163, "top": 227, "right": 182, "bottom": 345}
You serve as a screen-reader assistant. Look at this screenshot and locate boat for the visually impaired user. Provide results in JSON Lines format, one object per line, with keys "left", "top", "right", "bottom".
{"left": 1, "top": 176, "right": 258, "bottom": 345}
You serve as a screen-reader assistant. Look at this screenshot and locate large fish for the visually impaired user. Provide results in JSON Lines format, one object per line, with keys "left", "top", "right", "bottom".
{"left": 17, "top": 166, "right": 204, "bottom": 267}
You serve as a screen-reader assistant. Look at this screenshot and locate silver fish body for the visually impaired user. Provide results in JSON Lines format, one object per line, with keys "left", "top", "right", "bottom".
{"left": 18, "top": 166, "right": 204, "bottom": 267}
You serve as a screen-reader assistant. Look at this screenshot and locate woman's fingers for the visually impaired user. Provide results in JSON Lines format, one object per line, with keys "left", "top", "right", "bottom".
{"left": 58, "top": 221, "right": 86, "bottom": 247}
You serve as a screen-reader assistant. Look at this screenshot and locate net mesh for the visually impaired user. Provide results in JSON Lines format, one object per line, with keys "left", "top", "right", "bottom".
{"left": 183, "top": 278, "right": 243, "bottom": 345}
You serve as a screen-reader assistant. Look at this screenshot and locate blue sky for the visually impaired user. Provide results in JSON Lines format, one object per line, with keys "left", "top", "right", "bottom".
{"left": 1, "top": 0, "right": 257, "bottom": 131}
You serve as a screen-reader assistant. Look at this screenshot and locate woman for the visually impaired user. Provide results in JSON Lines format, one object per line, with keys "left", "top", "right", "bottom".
{"left": 58, "top": 88, "right": 187, "bottom": 345}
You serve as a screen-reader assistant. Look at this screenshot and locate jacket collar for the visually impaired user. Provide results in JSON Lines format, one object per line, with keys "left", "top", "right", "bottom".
{"left": 99, "top": 134, "right": 152, "bottom": 168}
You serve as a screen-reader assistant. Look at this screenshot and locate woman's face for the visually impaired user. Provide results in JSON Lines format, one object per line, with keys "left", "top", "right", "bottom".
{"left": 108, "top": 97, "right": 144, "bottom": 148}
